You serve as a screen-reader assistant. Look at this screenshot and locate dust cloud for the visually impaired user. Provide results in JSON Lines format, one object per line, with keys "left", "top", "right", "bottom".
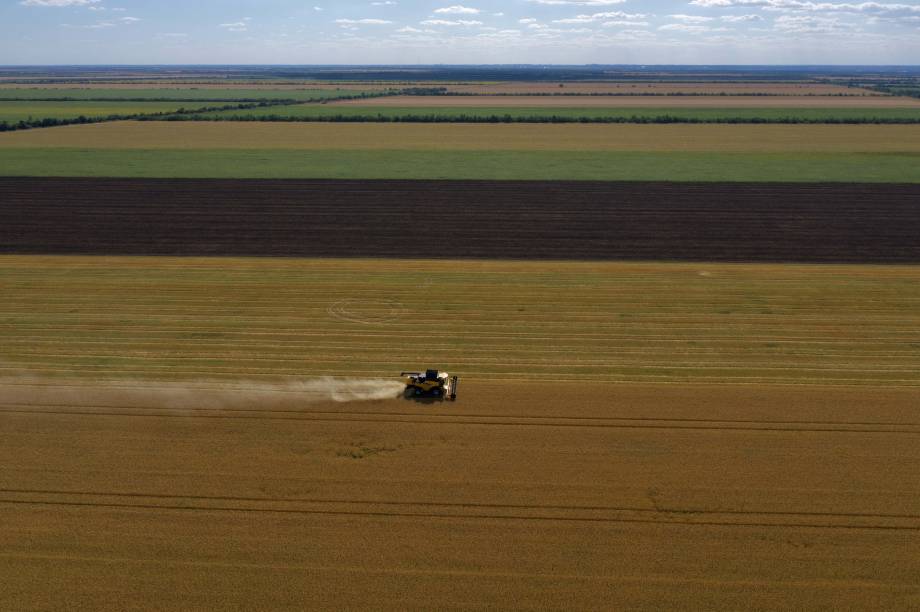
{"left": 0, "top": 375, "right": 406, "bottom": 411}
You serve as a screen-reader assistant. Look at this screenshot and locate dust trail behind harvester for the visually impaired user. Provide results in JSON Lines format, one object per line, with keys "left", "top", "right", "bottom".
{"left": 0, "top": 374, "right": 406, "bottom": 412}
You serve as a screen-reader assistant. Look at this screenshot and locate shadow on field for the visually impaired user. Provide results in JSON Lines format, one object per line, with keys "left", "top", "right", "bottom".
{"left": 400, "top": 387, "right": 454, "bottom": 406}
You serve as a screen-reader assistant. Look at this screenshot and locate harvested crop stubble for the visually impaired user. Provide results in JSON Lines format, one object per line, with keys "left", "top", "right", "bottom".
{"left": 3, "top": 121, "right": 920, "bottom": 152}
{"left": 333, "top": 95, "right": 920, "bottom": 108}
{"left": 1, "top": 256, "right": 918, "bottom": 386}
{"left": 2, "top": 380, "right": 918, "bottom": 610}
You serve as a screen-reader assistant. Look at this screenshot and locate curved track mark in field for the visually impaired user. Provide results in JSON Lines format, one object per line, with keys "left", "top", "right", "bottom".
{"left": 326, "top": 299, "right": 407, "bottom": 325}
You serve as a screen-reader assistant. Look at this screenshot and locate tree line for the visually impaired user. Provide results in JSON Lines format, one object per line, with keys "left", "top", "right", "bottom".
{"left": 0, "top": 92, "right": 391, "bottom": 132}
{"left": 150, "top": 113, "right": 920, "bottom": 125}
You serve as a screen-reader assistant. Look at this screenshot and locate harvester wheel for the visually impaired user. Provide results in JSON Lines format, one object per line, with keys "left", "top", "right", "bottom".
{"left": 431, "top": 388, "right": 442, "bottom": 397}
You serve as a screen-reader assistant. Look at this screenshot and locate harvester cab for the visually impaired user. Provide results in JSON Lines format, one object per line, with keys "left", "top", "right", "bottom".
{"left": 401, "top": 369, "right": 459, "bottom": 401}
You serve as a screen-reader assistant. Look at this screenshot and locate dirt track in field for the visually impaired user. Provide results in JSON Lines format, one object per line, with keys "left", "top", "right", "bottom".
{"left": 1, "top": 380, "right": 918, "bottom": 610}
{"left": 335, "top": 94, "right": 919, "bottom": 108}
{"left": 2, "top": 178, "right": 919, "bottom": 263}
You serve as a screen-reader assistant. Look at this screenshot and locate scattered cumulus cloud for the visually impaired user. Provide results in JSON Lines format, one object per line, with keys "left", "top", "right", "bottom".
{"left": 22, "top": 0, "right": 100, "bottom": 6}
{"left": 433, "top": 5, "right": 480, "bottom": 14}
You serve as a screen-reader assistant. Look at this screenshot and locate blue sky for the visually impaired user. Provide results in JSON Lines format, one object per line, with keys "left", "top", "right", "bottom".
{"left": 3, "top": 0, "right": 920, "bottom": 65}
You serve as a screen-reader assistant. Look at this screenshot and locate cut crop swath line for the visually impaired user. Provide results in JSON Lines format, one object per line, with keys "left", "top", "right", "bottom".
{"left": 5, "top": 325, "right": 918, "bottom": 343}
{"left": 1, "top": 496, "right": 917, "bottom": 531}
{"left": 5, "top": 403, "right": 919, "bottom": 430}
{"left": 1, "top": 551, "right": 915, "bottom": 589}
{"left": 3, "top": 407, "right": 919, "bottom": 434}
{"left": 4, "top": 354, "right": 917, "bottom": 374}
{"left": 4, "top": 488, "right": 919, "bottom": 522}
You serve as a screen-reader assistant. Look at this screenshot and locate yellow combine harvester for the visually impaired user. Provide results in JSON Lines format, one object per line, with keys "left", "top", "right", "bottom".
{"left": 402, "top": 369, "right": 459, "bottom": 401}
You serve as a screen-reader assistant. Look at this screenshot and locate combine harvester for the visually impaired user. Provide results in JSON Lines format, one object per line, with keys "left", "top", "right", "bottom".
{"left": 401, "top": 369, "right": 459, "bottom": 401}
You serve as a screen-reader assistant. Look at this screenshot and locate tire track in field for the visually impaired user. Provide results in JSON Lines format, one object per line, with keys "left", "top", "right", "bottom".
{"left": 3, "top": 405, "right": 919, "bottom": 433}
{"left": 1, "top": 489, "right": 918, "bottom": 530}
{"left": 4, "top": 402, "right": 920, "bottom": 429}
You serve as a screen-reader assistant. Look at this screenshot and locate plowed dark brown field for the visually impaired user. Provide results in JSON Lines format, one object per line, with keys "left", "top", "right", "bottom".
{"left": 2, "top": 178, "right": 919, "bottom": 262}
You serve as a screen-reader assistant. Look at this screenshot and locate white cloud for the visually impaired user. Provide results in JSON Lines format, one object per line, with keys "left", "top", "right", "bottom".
{"left": 219, "top": 18, "right": 251, "bottom": 32}
{"left": 335, "top": 18, "right": 393, "bottom": 24}
{"left": 22, "top": 0, "right": 100, "bottom": 6}
{"left": 529, "top": 0, "right": 627, "bottom": 5}
{"left": 669, "top": 15, "right": 715, "bottom": 22}
{"left": 721, "top": 14, "right": 764, "bottom": 21}
{"left": 659, "top": 22, "right": 728, "bottom": 32}
{"left": 421, "top": 18, "right": 483, "bottom": 25}
{"left": 553, "top": 11, "right": 648, "bottom": 23}
{"left": 434, "top": 5, "right": 480, "bottom": 14}
{"left": 690, "top": 0, "right": 920, "bottom": 14}
{"left": 602, "top": 20, "right": 650, "bottom": 26}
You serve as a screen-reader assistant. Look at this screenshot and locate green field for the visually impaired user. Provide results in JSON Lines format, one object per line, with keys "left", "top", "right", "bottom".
{"left": 0, "top": 88, "right": 369, "bottom": 101}
{"left": 0, "top": 100, "right": 241, "bottom": 123}
{"left": 1, "top": 148, "right": 918, "bottom": 182}
{"left": 194, "top": 104, "right": 920, "bottom": 123}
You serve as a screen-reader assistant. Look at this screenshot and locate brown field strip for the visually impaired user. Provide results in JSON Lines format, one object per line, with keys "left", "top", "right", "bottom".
{"left": 336, "top": 95, "right": 917, "bottom": 108}
{"left": 1, "top": 380, "right": 919, "bottom": 610}
{"left": 3, "top": 121, "right": 920, "bottom": 151}
{"left": 0, "top": 82, "right": 873, "bottom": 95}
{"left": 2, "top": 179, "right": 919, "bottom": 263}
{"left": 1, "top": 255, "right": 918, "bottom": 386}
{"left": 440, "top": 82, "right": 879, "bottom": 96}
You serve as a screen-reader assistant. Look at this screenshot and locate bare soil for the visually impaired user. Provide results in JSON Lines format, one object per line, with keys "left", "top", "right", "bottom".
{"left": 2, "top": 178, "right": 919, "bottom": 263}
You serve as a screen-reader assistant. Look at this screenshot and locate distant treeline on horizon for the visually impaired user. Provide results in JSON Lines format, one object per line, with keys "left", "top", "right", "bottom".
{"left": 3, "top": 65, "right": 920, "bottom": 83}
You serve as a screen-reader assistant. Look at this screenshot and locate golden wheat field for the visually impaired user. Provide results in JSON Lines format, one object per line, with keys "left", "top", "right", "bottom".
{"left": 4, "top": 121, "right": 920, "bottom": 152}
{"left": 1, "top": 256, "right": 919, "bottom": 609}
{"left": 2, "top": 257, "right": 919, "bottom": 385}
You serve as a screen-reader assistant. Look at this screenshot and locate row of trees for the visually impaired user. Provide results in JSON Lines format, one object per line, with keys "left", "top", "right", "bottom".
{"left": 153, "top": 113, "right": 920, "bottom": 125}
{"left": 0, "top": 91, "right": 395, "bottom": 103}
{"left": 0, "top": 92, "right": 399, "bottom": 132}
{"left": 0, "top": 100, "right": 299, "bottom": 132}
